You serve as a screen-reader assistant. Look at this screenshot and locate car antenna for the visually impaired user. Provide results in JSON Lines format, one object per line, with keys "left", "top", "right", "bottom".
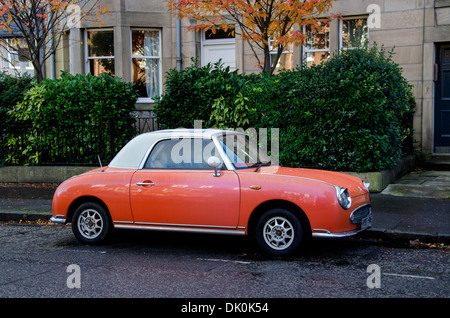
{"left": 98, "top": 155, "right": 104, "bottom": 172}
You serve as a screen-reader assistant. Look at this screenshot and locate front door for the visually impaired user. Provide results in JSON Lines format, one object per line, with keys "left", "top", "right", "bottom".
{"left": 202, "top": 43, "right": 236, "bottom": 70}
{"left": 435, "top": 43, "right": 450, "bottom": 153}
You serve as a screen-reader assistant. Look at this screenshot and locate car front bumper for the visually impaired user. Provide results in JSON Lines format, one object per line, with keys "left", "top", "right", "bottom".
{"left": 50, "top": 215, "right": 67, "bottom": 224}
{"left": 312, "top": 204, "right": 372, "bottom": 238}
{"left": 311, "top": 226, "right": 369, "bottom": 238}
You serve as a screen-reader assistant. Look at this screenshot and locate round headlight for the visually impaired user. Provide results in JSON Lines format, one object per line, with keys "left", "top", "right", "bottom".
{"left": 335, "top": 186, "right": 352, "bottom": 210}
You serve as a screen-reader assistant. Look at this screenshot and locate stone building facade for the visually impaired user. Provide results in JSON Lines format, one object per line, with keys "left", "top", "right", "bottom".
{"left": 45, "top": 0, "right": 450, "bottom": 155}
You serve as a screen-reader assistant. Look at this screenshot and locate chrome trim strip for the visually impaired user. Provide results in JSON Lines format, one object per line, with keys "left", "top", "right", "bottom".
{"left": 113, "top": 221, "right": 134, "bottom": 224}
{"left": 236, "top": 171, "right": 336, "bottom": 188}
{"left": 50, "top": 216, "right": 66, "bottom": 224}
{"left": 138, "top": 139, "right": 159, "bottom": 170}
{"left": 137, "top": 134, "right": 238, "bottom": 171}
{"left": 130, "top": 170, "right": 236, "bottom": 175}
{"left": 211, "top": 134, "right": 235, "bottom": 171}
{"left": 134, "top": 221, "right": 238, "bottom": 229}
{"left": 114, "top": 223, "right": 246, "bottom": 236}
{"left": 312, "top": 229, "right": 330, "bottom": 234}
{"left": 349, "top": 203, "right": 371, "bottom": 214}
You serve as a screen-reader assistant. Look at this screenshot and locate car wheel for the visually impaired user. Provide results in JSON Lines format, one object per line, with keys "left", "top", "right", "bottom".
{"left": 255, "top": 208, "right": 304, "bottom": 256}
{"left": 72, "top": 202, "right": 111, "bottom": 244}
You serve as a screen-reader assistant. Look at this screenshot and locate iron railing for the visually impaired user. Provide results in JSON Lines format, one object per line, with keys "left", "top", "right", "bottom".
{"left": 1, "top": 116, "right": 161, "bottom": 166}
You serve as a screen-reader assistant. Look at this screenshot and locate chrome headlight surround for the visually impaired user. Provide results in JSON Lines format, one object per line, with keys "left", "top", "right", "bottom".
{"left": 335, "top": 186, "right": 352, "bottom": 210}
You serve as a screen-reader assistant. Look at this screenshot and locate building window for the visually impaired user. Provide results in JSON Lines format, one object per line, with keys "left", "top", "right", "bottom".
{"left": 201, "top": 25, "right": 236, "bottom": 71}
{"left": 303, "top": 20, "right": 330, "bottom": 67}
{"left": 7, "top": 40, "right": 19, "bottom": 69}
{"left": 86, "top": 29, "right": 115, "bottom": 76}
{"left": 269, "top": 38, "right": 294, "bottom": 73}
{"left": 131, "top": 29, "right": 161, "bottom": 102}
{"left": 5, "top": 38, "right": 33, "bottom": 71}
{"left": 341, "top": 18, "right": 368, "bottom": 49}
{"left": 8, "top": 50, "right": 19, "bottom": 69}
{"left": 204, "top": 26, "right": 235, "bottom": 40}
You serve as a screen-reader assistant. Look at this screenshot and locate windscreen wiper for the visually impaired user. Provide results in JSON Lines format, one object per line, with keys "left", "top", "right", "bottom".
{"left": 252, "top": 161, "right": 271, "bottom": 172}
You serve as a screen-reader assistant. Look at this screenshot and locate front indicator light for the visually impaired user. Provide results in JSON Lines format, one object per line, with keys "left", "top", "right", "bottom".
{"left": 362, "top": 180, "right": 371, "bottom": 192}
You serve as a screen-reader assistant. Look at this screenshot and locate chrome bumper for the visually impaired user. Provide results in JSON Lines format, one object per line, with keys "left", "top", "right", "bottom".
{"left": 50, "top": 216, "right": 66, "bottom": 224}
{"left": 312, "top": 227, "right": 369, "bottom": 238}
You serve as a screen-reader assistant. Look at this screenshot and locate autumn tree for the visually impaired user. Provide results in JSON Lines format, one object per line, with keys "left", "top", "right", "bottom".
{"left": 169, "top": 0, "right": 336, "bottom": 74}
{"left": 0, "top": 0, "right": 109, "bottom": 82}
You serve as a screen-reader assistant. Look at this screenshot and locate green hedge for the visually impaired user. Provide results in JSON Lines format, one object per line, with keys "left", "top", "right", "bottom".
{"left": 5, "top": 72, "right": 138, "bottom": 165}
{"left": 154, "top": 60, "right": 255, "bottom": 129}
{"left": 155, "top": 46, "right": 415, "bottom": 172}
{"left": 0, "top": 72, "right": 34, "bottom": 124}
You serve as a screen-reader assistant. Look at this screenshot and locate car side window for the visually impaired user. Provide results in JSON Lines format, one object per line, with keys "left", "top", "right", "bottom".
{"left": 144, "top": 138, "right": 224, "bottom": 169}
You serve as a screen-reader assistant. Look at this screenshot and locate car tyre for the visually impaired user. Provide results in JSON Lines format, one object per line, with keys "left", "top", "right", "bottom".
{"left": 72, "top": 202, "right": 112, "bottom": 245}
{"left": 255, "top": 208, "right": 304, "bottom": 256}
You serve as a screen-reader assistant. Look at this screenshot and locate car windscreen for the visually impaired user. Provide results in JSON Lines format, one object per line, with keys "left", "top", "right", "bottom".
{"left": 217, "top": 133, "right": 271, "bottom": 169}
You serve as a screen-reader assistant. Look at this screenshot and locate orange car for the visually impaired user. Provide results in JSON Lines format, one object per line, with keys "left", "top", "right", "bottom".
{"left": 51, "top": 129, "right": 372, "bottom": 256}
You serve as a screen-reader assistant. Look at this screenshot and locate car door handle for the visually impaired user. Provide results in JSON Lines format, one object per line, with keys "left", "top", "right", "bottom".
{"left": 136, "top": 182, "right": 155, "bottom": 187}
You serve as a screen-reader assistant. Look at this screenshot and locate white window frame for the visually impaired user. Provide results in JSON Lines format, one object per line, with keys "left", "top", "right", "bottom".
{"left": 84, "top": 28, "right": 115, "bottom": 75}
{"left": 201, "top": 25, "right": 236, "bottom": 69}
{"left": 339, "top": 16, "right": 369, "bottom": 50}
{"left": 5, "top": 39, "right": 19, "bottom": 69}
{"left": 301, "top": 21, "right": 330, "bottom": 68}
{"left": 130, "top": 28, "right": 162, "bottom": 103}
{"left": 7, "top": 49, "right": 19, "bottom": 69}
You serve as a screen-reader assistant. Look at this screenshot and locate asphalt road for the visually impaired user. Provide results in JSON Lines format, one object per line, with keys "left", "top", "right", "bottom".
{"left": 0, "top": 222, "right": 448, "bottom": 307}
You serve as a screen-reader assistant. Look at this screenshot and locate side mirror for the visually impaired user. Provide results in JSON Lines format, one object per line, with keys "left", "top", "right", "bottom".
{"left": 207, "top": 156, "right": 222, "bottom": 177}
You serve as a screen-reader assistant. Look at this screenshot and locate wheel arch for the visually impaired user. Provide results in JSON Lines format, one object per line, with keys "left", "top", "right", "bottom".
{"left": 67, "top": 196, "right": 111, "bottom": 224}
{"left": 247, "top": 200, "right": 312, "bottom": 238}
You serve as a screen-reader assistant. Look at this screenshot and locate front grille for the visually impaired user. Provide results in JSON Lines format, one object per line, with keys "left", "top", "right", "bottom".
{"left": 350, "top": 205, "right": 372, "bottom": 224}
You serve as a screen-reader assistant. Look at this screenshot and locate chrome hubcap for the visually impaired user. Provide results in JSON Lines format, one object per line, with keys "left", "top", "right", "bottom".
{"left": 263, "top": 216, "right": 294, "bottom": 250}
{"left": 78, "top": 209, "right": 103, "bottom": 239}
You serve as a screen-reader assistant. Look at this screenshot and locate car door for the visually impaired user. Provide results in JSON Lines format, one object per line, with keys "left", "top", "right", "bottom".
{"left": 129, "top": 138, "right": 241, "bottom": 229}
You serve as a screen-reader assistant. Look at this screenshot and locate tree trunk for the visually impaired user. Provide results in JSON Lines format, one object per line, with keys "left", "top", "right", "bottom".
{"left": 263, "top": 46, "right": 273, "bottom": 74}
{"left": 263, "top": 44, "right": 283, "bottom": 75}
{"left": 33, "top": 60, "right": 45, "bottom": 83}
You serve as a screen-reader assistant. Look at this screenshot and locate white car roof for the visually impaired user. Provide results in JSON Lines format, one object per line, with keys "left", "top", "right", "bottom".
{"left": 108, "top": 128, "right": 240, "bottom": 169}
{"left": 147, "top": 128, "right": 234, "bottom": 139}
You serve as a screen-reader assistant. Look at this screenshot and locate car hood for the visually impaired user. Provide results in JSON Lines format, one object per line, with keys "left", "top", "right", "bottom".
{"left": 242, "top": 166, "right": 368, "bottom": 196}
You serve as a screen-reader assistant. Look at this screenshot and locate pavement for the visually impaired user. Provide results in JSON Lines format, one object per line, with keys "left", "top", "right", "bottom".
{"left": 368, "top": 169, "right": 450, "bottom": 243}
{"left": 0, "top": 168, "right": 449, "bottom": 244}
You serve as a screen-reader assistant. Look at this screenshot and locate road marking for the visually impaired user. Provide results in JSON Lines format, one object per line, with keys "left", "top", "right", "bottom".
{"left": 383, "top": 273, "right": 435, "bottom": 280}
{"left": 196, "top": 258, "right": 251, "bottom": 265}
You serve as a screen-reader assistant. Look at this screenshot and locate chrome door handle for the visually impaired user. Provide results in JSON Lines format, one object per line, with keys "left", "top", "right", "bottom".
{"left": 136, "top": 182, "right": 155, "bottom": 186}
